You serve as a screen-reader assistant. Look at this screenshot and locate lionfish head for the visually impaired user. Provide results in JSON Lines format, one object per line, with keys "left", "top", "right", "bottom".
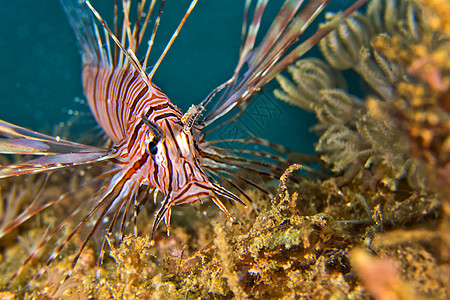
{"left": 140, "top": 113, "right": 241, "bottom": 237}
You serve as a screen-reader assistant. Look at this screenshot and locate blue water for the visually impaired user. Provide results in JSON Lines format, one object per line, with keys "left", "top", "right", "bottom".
{"left": 0, "top": 1, "right": 362, "bottom": 155}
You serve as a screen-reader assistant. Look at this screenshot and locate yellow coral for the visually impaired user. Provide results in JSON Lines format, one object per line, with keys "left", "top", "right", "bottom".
{"left": 416, "top": 0, "right": 450, "bottom": 38}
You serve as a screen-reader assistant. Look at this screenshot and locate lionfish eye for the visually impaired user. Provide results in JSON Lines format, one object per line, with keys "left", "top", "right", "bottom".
{"left": 148, "top": 140, "right": 158, "bottom": 155}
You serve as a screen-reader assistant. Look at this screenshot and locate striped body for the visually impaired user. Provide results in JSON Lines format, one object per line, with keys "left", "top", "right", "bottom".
{"left": 83, "top": 63, "right": 214, "bottom": 206}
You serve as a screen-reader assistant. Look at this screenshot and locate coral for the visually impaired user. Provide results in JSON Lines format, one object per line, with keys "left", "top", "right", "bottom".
{"left": 366, "top": 232, "right": 449, "bottom": 299}
{"left": 92, "top": 235, "right": 165, "bottom": 299}
{"left": 274, "top": 0, "right": 435, "bottom": 192}
{"left": 417, "top": 0, "right": 450, "bottom": 39}
{"left": 273, "top": 0, "right": 450, "bottom": 299}
{"left": 80, "top": 169, "right": 367, "bottom": 299}
{"left": 368, "top": 1, "right": 450, "bottom": 189}
{"left": 77, "top": 169, "right": 445, "bottom": 299}
{"left": 0, "top": 153, "right": 446, "bottom": 299}
{"left": 350, "top": 248, "right": 417, "bottom": 300}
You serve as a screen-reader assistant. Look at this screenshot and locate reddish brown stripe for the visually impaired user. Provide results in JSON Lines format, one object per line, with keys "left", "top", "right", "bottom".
{"left": 103, "top": 70, "right": 115, "bottom": 133}
{"left": 128, "top": 85, "right": 149, "bottom": 117}
{"left": 162, "top": 142, "right": 173, "bottom": 193}
{"left": 173, "top": 190, "right": 210, "bottom": 205}
{"left": 172, "top": 182, "right": 192, "bottom": 201}
{"left": 154, "top": 112, "right": 179, "bottom": 122}
{"left": 110, "top": 157, "right": 128, "bottom": 165}
{"left": 114, "top": 67, "right": 133, "bottom": 136}
{"left": 90, "top": 61, "right": 101, "bottom": 120}
{"left": 127, "top": 102, "right": 172, "bottom": 148}
{"left": 152, "top": 158, "right": 159, "bottom": 187}
{"left": 166, "top": 119, "right": 182, "bottom": 160}
{"left": 131, "top": 152, "right": 149, "bottom": 171}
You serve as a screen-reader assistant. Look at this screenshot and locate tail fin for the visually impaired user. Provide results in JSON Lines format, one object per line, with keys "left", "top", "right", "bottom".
{"left": 59, "top": 0, "right": 100, "bottom": 65}
{"left": 61, "top": 0, "right": 198, "bottom": 80}
{"left": 202, "top": 0, "right": 368, "bottom": 126}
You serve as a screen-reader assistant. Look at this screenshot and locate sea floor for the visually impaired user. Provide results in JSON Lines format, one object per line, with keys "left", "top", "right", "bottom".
{"left": 0, "top": 162, "right": 448, "bottom": 299}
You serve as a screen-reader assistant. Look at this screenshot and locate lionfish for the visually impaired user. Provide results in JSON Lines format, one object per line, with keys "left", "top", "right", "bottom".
{"left": 0, "top": 0, "right": 367, "bottom": 285}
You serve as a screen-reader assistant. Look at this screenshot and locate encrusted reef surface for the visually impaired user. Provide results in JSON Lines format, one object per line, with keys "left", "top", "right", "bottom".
{"left": 1, "top": 0, "right": 450, "bottom": 299}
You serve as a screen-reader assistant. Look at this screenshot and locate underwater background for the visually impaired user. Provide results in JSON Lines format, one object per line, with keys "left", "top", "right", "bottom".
{"left": 0, "top": 0, "right": 359, "bottom": 155}
{"left": 0, "top": 0, "right": 449, "bottom": 298}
